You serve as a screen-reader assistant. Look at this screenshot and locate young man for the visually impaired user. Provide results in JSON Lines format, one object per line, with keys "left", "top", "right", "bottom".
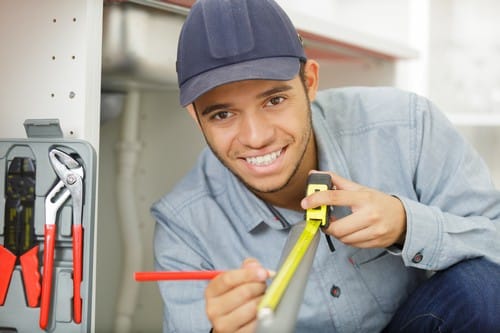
{"left": 152, "top": 0, "right": 500, "bottom": 332}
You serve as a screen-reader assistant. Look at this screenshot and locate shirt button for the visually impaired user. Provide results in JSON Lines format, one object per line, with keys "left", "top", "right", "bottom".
{"left": 330, "top": 285, "right": 341, "bottom": 298}
{"left": 412, "top": 252, "right": 423, "bottom": 263}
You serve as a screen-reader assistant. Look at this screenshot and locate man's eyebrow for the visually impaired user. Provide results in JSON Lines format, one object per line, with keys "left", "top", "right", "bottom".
{"left": 200, "top": 103, "right": 232, "bottom": 116}
{"left": 256, "top": 85, "right": 293, "bottom": 99}
{"left": 199, "top": 85, "right": 293, "bottom": 116}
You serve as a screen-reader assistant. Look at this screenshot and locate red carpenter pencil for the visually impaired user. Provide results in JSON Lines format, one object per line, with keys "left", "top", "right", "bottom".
{"left": 135, "top": 270, "right": 223, "bottom": 281}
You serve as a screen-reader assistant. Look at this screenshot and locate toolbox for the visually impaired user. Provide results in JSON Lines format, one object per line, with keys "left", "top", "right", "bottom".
{"left": 0, "top": 120, "right": 96, "bottom": 332}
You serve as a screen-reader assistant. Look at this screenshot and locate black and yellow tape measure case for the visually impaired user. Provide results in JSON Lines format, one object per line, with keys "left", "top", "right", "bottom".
{"left": 0, "top": 133, "right": 96, "bottom": 333}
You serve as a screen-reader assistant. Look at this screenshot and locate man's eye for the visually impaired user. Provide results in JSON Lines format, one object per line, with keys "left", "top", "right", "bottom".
{"left": 267, "top": 96, "right": 285, "bottom": 106}
{"left": 212, "top": 111, "right": 232, "bottom": 120}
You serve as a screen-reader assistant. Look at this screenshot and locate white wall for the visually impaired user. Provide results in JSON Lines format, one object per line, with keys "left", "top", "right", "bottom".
{"left": 427, "top": 0, "right": 500, "bottom": 186}
{"left": 428, "top": 0, "right": 500, "bottom": 115}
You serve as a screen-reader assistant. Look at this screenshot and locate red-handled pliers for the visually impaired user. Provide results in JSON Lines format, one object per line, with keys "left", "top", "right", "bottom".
{"left": 39, "top": 149, "right": 84, "bottom": 329}
{"left": 0, "top": 157, "right": 40, "bottom": 308}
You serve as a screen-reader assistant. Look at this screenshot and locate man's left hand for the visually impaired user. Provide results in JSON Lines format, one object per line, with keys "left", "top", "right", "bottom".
{"left": 301, "top": 171, "right": 406, "bottom": 248}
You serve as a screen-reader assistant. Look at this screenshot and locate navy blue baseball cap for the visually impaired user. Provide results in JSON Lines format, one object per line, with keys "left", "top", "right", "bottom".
{"left": 176, "top": 0, "right": 307, "bottom": 106}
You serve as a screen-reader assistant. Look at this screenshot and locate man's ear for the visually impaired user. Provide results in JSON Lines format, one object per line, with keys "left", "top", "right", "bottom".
{"left": 303, "top": 59, "right": 320, "bottom": 102}
{"left": 186, "top": 104, "right": 202, "bottom": 130}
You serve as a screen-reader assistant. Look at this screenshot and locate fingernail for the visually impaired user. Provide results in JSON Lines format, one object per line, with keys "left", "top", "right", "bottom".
{"left": 300, "top": 198, "right": 307, "bottom": 208}
{"left": 256, "top": 268, "right": 268, "bottom": 280}
{"left": 267, "top": 270, "right": 276, "bottom": 278}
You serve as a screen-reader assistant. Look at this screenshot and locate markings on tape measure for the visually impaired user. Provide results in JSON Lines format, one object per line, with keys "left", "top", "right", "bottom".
{"left": 257, "top": 219, "right": 321, "bottom": 319}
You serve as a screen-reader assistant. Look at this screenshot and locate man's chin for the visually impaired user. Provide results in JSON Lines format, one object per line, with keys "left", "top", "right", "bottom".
{"left": 240, "top": 177, "right": 290, "bottom": 194}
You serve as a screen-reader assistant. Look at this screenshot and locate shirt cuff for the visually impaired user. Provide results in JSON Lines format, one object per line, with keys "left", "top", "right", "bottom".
{"left": 386, "top": 245, "right": 403, "bottom": 256}
{"left": 396, "top": 196, "right": 444, "bottom": 269}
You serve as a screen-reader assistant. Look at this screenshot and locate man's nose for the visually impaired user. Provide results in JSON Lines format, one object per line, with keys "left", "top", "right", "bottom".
{"left": 238, "top": 112, "right": 275, "bottom": 148}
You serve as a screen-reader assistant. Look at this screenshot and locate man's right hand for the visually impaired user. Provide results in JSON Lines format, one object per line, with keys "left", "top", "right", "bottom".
{"left": 206, "top": 258, "right": 270, "bottom": 333}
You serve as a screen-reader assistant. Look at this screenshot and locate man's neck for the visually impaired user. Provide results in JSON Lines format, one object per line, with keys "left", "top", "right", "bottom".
{"left": 257, "top": 177, "right": 309, "bottom": 211}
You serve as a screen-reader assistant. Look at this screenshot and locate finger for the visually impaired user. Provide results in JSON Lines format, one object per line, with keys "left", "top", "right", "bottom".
{"left": 242, "top": 257, "right": 263, "bottom": 269}
{"left": 232, "top": 298, "right": 261, "bottom": 333}
{"left": 340, "top": 235, "right": 392, "bottom": 249}
{"left": 214, "top": 297, "right": 261, "bottom": 333}
{"left": 334, "top": 224, "right": 377, "bottom": 246}
{"left": 235, "top": 319, "right": 258, "bottom": 333}
{"left": 207, "top": 282, "right": 266, "bottom": 320}
{"left": 206, "top": 266, "right": 268, "bottom": 298}
{"left": 301, "top": 189, "right": 368, "bottom": 210}
{"left": 309, "top": 170, "right": 363, "bottom": 191}
{"left": 242, "top": 258, "right": 277, "bottom": 277}
{"left": 327, "top": 216, "right": 399, "bottom": 248}
{"left": 325, "top": 219, "right": 385, "bottom": 248}
{"left": 324, "top": 213, "right": 372, "bottom": 239}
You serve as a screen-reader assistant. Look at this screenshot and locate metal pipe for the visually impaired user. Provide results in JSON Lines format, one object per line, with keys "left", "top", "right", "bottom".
{"left": 114, "top": 89, "right": 143, "bottom": 333}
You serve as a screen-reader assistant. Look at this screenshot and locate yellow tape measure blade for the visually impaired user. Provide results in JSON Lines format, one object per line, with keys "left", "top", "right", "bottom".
{"left": 257, "top": 219, "right": 321, "bottom": 317}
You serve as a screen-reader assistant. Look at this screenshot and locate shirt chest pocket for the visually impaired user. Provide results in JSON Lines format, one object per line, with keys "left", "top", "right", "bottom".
{"left": 350, "top": 248, "right": 424, "bottom": 313}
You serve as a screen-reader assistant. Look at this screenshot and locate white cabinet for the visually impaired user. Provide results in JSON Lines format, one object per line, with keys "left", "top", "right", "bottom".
{"left": 0, "top": 0, "right": 102, "bottom": 148}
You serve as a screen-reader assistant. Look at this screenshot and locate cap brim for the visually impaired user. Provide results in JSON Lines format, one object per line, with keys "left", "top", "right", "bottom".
{"left": 179, "top": 57, "right": 301, "bottom": 106}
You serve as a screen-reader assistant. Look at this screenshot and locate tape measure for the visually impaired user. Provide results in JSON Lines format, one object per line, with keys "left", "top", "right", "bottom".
{"left": 258, "top": 173, "right": 332, "bottom": 319}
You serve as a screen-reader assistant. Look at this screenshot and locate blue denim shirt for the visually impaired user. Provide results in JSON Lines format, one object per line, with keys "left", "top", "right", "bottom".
{"left": 152, "top": 87, "right": 500, "bottom": 333}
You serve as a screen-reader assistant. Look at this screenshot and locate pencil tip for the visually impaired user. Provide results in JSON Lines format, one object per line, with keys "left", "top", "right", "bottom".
{"left": 267, "top": 270, "right": 277, "bottom": 278}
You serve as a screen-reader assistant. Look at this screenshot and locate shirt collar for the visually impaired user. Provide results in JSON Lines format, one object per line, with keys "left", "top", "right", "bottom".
{"left": 224, "top": 168, "right": 289, "bottom": 232}
{"left": 312, "top": 103, "right": 352, "bottom": 180}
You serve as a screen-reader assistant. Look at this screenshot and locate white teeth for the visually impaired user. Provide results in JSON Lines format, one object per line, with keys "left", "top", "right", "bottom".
{"left": 246, "top": 150, "right": 282, "bottom": 166}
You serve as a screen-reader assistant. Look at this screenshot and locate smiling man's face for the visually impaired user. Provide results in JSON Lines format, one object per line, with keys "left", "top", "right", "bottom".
{"left": 188, "top": 61, "right": 320, "bottom": 205}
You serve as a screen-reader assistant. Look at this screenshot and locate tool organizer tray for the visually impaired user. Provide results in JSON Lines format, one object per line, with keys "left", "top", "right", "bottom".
{"left": 0, "top": 138, "right": 96, "bottom": 332}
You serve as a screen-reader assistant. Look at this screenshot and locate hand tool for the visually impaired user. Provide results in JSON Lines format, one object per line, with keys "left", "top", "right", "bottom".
{"left": 135, "top": 270, "right": 275, "bottom": 281}
{"left": 39, "top": 148, "right": 84, "bottom": 329}
{"left": 135, "top": 270, "right": 224, "bottom": 281}
{"left": 256, "top": 221, "right": 320, "bottom": 333}
{"left": 257, "top": 173, "right": 333, "bottom": 322}
{"left": 0, "top": 157, "right": 40, "bottom": 307}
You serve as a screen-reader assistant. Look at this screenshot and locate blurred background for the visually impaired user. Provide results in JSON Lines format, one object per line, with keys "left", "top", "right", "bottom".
{"left": 1, "top": 0, "right": 500, "bottom": 332}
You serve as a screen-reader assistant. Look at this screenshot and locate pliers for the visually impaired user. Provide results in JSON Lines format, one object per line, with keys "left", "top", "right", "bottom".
{"left": 0, "top": 157, "right": 40, "bottom": 308}
{"left": 39, "top": 148, "right": 84, "bottom": 329}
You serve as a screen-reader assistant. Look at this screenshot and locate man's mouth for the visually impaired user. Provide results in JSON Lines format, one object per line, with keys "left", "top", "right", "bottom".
{"left": 245, "top": 149, "right": 282, "bottom": 167}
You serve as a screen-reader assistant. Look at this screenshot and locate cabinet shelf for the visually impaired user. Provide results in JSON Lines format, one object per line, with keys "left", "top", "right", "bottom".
{"left": 120, "top": 0, "right": 418, "bottom": 62}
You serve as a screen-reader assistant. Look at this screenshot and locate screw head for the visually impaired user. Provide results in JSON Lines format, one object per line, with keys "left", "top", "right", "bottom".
{"left": 66, "top": 174, "right": 77, "bottom": 185}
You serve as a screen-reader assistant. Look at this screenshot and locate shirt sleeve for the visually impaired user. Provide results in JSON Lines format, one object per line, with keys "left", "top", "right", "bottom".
{"left": 398, "top": 95, "right": 500, "bottom": 270}
{"left": 152, "top": 200, "right": 213, "bottom": 333}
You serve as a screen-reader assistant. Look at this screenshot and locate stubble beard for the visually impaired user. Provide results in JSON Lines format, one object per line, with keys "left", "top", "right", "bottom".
{"left": 203, "top": 107, "right": 313, "bottom": 195}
